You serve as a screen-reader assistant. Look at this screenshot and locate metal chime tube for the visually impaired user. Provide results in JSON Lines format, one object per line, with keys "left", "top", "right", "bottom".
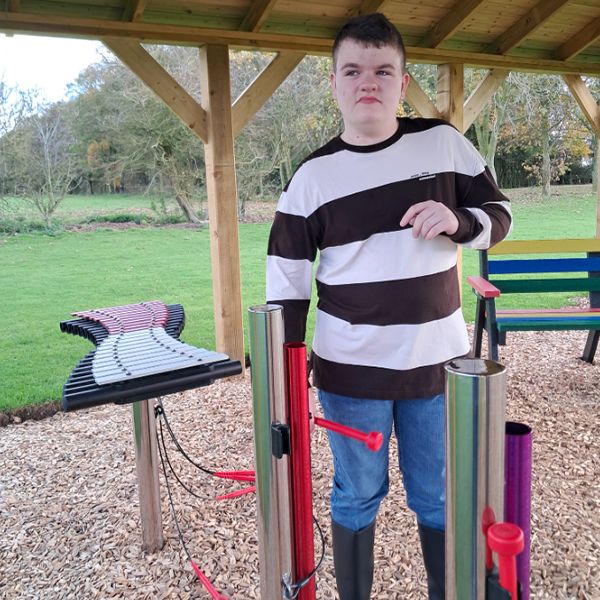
{"left": 445, "top": 358, "right": 507, "bottom": 600}
{"left": 505, "top": 421, "right": 533, "bottom": 600}
{"left": 284, "top": 342, "right": 316, "bottom": 600}
{"left": 132, "top": 399, "right": 164, "bottom": 552}
{"left": 248, "top": 305, "right": 294, "bottom": 599}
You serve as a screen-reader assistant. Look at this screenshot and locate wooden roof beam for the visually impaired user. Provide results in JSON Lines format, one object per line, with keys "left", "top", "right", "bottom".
{"left": 3, "top": 12, "right": 600, "bottom": 75}
{"left": 122, "top": 0, "right": 148, "bottom": 22}
{"left": 103, "top": 38, "right": 208, "bottom": 142}
{"left": 239, "top": 0, "right": 278, "bottom": 33}
{"left": 463, "top": 68, "right": 508, "bottom": 132}
{"left": 554, "top": 16, "right": 600, "bottom": 61}
{"left": 356, "top": 0, "right": 389, "bottom": 15}
{"left": 563, "top": 74, "right": 600, "bottom": 136}
{"left": 7, "top": 0, "right": 20, "bottom": 11}
{"left": 232, "top": 51, "right": 304, "bottom": 136}
{"left": 404, "top": 74, "right": 441, "bottom": 119}
{"left": 418, "top": 0, "right": 487, "bottom": 49}
{"left": 485, "top": 0, "right": 571, "bottom": 55}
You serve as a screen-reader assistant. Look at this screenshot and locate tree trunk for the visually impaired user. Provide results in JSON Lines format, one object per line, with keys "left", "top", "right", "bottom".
{"left": 593, "top": 135, "right": 598, "bottom": 193}
{"left": 175, "top": 192, "right": 202, "bottom": 224}
{"left": 541, "top": 125, "right": 551, "bottom": 198}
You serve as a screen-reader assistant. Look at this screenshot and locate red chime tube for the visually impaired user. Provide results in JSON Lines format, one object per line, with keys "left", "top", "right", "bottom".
{"left": 284, "top": 342, "right": 317, "bottom": 600}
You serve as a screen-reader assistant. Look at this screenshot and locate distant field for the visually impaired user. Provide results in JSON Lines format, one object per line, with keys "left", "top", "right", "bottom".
{"left": 0, "top": 185, "right": 597, "bottom": 410}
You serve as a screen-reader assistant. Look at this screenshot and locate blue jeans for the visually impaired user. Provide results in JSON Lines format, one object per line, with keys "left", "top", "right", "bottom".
{"left": 318, "top": 390, "right": 445, "bottom": 533}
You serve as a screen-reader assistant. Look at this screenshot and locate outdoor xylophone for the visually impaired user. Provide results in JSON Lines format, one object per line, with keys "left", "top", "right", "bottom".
{"left": 61, "top": 300, "right": 242, "bottom": 559}
{"left": 61, "top": 300, "right": 241, "bottom": 411}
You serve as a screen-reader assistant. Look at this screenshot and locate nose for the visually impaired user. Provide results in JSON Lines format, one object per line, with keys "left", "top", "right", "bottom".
{"left": 359, "top": 74, "right": 378, "bottom": 91}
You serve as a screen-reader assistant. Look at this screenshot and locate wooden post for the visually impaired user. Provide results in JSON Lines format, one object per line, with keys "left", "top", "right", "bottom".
{"left": 597, "top": 156, "right": 600, "bottom": 238}
{"left": 437, "top": 63, "right": 464, "bottom": 131}
{"left": 437, "top": 63, "right": 465, "bottom": 295}
{"left": 200, "top": 44, "right": 245, "bottom": 367}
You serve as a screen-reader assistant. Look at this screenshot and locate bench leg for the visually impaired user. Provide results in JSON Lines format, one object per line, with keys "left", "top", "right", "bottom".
{"left": 473, "top": 298, "right": 485, "bottom": 358}
{"left": 582, "top": 330, "right": 599, "bottom": 363}
{"left": 485, "top": 299, "right": 499, "bottom": 362}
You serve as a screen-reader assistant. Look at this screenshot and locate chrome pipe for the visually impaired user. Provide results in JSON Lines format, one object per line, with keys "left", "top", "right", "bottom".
{"left": 132, "top": 399, "right": 164, "bottom": 553}
{"left": 445, "top": 358, "right": 507, "bottom": 600}
{"left": 248, "top": 305, "right": 294, "bottom": 599}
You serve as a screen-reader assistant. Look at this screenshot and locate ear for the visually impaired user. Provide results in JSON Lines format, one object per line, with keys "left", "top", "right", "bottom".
{"left": 329, "top": 71, "right": 337, "bottom": 99}
{"left": 399, "top": 72, "right": 411, "bottom": 102}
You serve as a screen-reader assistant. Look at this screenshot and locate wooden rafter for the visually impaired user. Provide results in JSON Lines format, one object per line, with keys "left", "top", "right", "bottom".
{"left": 404, "top": 75, "right": 441, "bottom": 119}
{"left": 2, "top": 11, "right": 600, "bottom": 75}
{"left": 463, "top": 69, "right": 509, "bottom": 132}
{"left": 238, "top": 0, "right": 278, "bottom": 32}
{"left": 122, "top": 0, "right": 148, "bottom": 22}
{"left": 485, "top": 0, "right": 571, "bottom": 55}
{"left": 418, "top": 0, "right": 487, "bottom": 49}
{"left": 7, "top": 0, "right": 20, "bottom": 11}
{"left": 554, "top": 16, "right": 600, "bottom": 61}
{"left": 356, "top": 0, "right": 389, "bottom": 15}
{"left": 103, "top": 38, "right": 208, "bottom": 142}
{"left": 232, "top": 51, "right": 304, "bottom": 137}
{"left": 563, "top": 74, "right": 600, "bottom": 136}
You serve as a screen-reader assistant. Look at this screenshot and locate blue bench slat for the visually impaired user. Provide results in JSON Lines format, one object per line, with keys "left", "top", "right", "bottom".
{"left": 489, "top": 257, "right": 600, "bottom": 274}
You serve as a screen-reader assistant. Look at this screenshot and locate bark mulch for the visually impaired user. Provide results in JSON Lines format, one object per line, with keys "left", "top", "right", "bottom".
{"left": 0, "top": 328, "right": 598, "bottom": 599}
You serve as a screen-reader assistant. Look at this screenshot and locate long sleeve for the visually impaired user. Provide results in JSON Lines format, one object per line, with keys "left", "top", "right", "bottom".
{"left": 446, "top": 129, "right": 513, "bottom": 249}
{"left": 266, "top": 179, "right": 320, "bottom": 343}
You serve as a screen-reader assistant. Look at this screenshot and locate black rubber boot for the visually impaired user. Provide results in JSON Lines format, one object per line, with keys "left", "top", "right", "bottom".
{"left": 418, "top": 524, "right": 445, "bottom": 600}
{"left": 331, "top": 520, "right": 376, "bottom": 600}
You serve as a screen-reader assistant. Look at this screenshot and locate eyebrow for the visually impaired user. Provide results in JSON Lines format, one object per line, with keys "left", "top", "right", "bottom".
{"left": 340, "top": 62, "right": 397, "bottom": 71}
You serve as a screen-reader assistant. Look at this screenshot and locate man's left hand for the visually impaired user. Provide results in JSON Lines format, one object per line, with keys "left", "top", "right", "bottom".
{"left": 400, "top": 200, "right": 459, "bottom": 240}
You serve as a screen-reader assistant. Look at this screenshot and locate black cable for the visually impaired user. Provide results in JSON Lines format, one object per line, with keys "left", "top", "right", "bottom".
{"left": 285, "top": 515, "right": 326, "bottom": 599}
{"left": 155, "top": 399, "right": 214, "bottom": 475}
{"left": 158, "top": 416, "right": 208, "bottom": 501}
{"left": 156, "top": 411, "right": 193, "bottom": 563}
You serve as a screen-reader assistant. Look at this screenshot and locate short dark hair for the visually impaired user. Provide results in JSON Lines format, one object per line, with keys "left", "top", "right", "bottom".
{"left": 332, "top": 13, "right": 406, "bottom": 71}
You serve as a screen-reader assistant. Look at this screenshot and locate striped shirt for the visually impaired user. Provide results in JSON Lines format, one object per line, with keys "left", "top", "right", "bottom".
{"left": 266, "top": 118, "right": 512, "bottom": 399}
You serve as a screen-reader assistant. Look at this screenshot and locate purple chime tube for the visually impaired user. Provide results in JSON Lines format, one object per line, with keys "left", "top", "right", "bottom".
{"left": 504, "top": 421, "right": 533, "bottom": 600}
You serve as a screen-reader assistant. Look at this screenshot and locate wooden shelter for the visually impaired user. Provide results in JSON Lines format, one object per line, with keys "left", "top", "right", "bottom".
{"left": 2, "top": 0, "right": 600, "bottom": 365}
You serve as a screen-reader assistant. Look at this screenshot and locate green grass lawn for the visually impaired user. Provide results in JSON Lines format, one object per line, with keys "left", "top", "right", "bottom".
{"left": 0, "top": 187, "right": 597, "bottom": 411}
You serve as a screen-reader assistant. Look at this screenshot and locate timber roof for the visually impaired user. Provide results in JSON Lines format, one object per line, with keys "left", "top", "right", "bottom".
{"left": 1, "top": 0, "right": 600, "bottom": 75}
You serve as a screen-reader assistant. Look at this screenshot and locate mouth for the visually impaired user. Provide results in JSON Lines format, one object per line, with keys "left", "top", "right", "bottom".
{"left": 357, "top": 96, "right": 380, "bottom": 104}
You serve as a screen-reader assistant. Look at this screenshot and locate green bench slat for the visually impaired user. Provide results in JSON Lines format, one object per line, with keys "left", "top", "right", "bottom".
{"left": 497, "top": 318, "right": 600, "bottom": 332}
{"left": 490, "top": 277, "right": 600, "bottom": 294}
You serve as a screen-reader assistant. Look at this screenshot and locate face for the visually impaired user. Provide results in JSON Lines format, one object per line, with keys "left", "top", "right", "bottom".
{"left": 330, "top": 39, "right": 410, "bottom": 142}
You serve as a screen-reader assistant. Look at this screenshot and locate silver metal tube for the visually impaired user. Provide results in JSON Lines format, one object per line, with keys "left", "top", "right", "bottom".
{"left": 248, "top": 304, "right": 294, "bottom": 599}
{"left": 445, "top": 358, "right": 507, "bottom": 600}
{"left": 132, "top": 399, "right": 164, "bottom": 553}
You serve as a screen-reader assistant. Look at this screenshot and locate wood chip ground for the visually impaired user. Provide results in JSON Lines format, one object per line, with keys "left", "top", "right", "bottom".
{"left": 1, "top": 328, "right": 598, "bottom": 599}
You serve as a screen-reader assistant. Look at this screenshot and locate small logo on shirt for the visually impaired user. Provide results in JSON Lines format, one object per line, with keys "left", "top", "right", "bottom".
{"left": 411, "top": 171, "right": 436, "bottom": 181}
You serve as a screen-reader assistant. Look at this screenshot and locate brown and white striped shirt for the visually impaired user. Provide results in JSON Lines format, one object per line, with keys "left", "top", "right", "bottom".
{"left": 267, "top": 118, "right": 512, "bottom": 400}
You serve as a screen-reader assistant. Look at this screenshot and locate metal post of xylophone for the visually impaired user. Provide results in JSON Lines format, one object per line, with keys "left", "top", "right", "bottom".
{"left": 132, "top": 399, "right": 164, "bottom": 552}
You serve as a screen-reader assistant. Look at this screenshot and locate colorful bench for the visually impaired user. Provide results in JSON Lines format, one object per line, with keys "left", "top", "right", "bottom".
{"left": 467, "top": 238, "right": 600, "bottom": 363}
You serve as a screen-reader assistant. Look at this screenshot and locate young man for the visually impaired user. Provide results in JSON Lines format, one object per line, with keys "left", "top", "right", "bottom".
{"left": 266, "top": 13, "right": 512, "bottom": 600}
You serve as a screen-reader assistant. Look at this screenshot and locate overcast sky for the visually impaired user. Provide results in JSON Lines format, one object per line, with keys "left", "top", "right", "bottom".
{"left": 0, "top": 33, "right": 103, "bottom": 102}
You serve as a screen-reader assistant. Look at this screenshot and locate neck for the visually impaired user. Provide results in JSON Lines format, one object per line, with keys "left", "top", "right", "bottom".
{"left": 341, "top": 118, "right": 398, "bottom": 146}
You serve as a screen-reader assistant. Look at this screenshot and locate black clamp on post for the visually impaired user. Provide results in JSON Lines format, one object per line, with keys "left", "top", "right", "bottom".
{"left": 271, "top": 423, "right": 290, "bottom": 459}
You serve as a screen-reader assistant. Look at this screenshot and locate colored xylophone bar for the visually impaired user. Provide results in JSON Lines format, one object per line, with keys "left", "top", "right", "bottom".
{"left": 61, "top": 302, "right": 242, "bottom": 411}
